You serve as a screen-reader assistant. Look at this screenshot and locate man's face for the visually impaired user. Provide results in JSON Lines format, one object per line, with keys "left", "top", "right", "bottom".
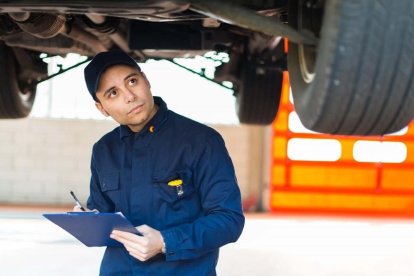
{"left": 94, "top": 64, "right": 157, "bottom": 132}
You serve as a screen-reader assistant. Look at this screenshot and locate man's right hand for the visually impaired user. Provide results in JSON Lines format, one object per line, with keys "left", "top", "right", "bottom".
{"left": 72, "top": 205, "right": 85, "bottom": 212}
{"left": 72, "top": 206, "right": 98, "bottom": 212}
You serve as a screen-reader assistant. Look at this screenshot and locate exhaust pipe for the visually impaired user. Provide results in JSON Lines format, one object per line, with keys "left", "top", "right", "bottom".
{"left": 8, "top": 12, "right": 107, "bottom": 53}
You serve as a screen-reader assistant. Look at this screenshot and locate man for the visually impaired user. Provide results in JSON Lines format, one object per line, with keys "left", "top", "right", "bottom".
{"left": 80, "top": 50, "right": 245, "bottom": 275}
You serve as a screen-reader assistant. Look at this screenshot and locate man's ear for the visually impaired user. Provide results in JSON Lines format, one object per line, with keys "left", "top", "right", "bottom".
{"left": 95, "top": 102, "right": 110, "bottom": 117}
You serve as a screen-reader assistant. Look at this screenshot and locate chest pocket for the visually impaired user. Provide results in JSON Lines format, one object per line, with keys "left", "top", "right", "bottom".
{"left": 100, "top": 171, "right": 119, "bottom": 192}
{"left": 152, "top": 167, "right": 196, "bottom": 209}
{"left": 98, "top": 171, "right": 121, "bottom": 210}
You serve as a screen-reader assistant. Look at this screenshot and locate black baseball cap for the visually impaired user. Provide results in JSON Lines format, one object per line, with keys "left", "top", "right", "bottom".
{"left": 84, "top": 50, "right": 141, "bottom": 101}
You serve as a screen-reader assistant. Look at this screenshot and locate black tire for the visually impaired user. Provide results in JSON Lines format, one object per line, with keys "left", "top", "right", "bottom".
{"left": 236, "top": 59, "right": 283, "bottom": 125}
{"left": 0, "top": 43, "right": 37, "bottom": 118}
{"left": 288, "top": 0, "right": 414, "bottom": 135}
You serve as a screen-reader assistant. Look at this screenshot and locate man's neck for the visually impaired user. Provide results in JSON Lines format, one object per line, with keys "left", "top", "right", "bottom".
{"left": 128, "top": 104, "right": 159, "bottom": 133}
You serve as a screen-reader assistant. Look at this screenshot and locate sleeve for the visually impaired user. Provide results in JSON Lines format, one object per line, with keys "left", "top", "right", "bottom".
{"left": 86, "top": 143, "right": 115, "bottom": 213}
{"left": 160, "top": 132, "right": 245, "bottom": 261}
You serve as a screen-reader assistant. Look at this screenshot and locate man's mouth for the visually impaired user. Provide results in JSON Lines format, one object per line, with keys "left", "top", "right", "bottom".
{"left": 128, "top": 104, "right": 144, "bottom": 115}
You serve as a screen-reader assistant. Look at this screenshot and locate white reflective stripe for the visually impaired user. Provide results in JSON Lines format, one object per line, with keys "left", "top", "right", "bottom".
{"left": 287, "top": 138, "right": 342, "bottom": 161}
{"left": 353, "top": 141, "right": 407, "bottom": 163}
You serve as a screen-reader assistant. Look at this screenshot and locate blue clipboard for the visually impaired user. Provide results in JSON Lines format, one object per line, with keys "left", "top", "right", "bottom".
{"left": 43, "top": 212, "right": 140, "bottom": 247}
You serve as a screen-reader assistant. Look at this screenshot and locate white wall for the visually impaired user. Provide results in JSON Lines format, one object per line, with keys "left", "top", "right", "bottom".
{"left": 0, "top": 118, "right": 264, "bottom": 206}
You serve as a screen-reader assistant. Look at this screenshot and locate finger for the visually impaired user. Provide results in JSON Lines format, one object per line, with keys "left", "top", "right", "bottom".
{"left": 112, "top": 235, "right": 151, "bottom": 260}
{"left": 110, "top": 232, "right": 147, "bottom": 253}
{"left": 112, "top": 230, "right": 141, "bottom": 241}
{"left": 72, "top": 206, "right": 83, "bottom": 212}
{"left": 129, "top": 251, "right": 151, "bottom": 262}
{"left": 126, "top": 244, "right": 158, "bottom": 262}
{"left": 72, "top": 206, "right": 97, "bottom": 212}
{"left": 129, "top": 251, "right": 144, "bottom": 261}
{"left": 111, "top": 231, "right": 140, "bottom": 245}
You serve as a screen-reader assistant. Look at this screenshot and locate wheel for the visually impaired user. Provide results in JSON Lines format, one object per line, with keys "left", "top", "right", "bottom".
{"left": 236, "top": 58, "right": 283, "bottom": 125}
{"left": 0, "top": 43, "right": 37, "bottom": 118}
{"left": 288, "top": 0, "right": 414, "bottom": 135}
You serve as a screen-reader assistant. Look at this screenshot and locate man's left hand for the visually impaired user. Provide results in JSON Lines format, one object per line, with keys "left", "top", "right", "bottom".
{"left": 110, "top": 224, "right": 165, "bottom": 261}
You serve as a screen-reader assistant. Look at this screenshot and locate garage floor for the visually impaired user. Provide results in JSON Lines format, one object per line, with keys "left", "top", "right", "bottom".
{"left": 1, "top": 208, "right": 414, "bottom": 276}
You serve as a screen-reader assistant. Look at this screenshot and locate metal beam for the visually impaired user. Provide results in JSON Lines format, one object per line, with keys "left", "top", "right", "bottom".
{"left": 35, "top": 57, "right": 91, "bottom": 85}
{"left": 190, "top": 0, "right": 317, "bottom": 45}
{"left": 168, "top": 59, "right": 233, "bottom": 91}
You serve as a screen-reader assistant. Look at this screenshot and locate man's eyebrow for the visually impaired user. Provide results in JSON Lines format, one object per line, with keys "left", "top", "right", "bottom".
{"left": 124, "top": 72, "right": 139, "bottom": 81}
{"left": 102, "top": 72, "right": 140, "bottom": 96}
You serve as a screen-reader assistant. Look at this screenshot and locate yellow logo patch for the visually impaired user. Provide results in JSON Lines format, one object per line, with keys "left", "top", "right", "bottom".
{"left": 168, "top": 179, "right": 183, "bottom": 187}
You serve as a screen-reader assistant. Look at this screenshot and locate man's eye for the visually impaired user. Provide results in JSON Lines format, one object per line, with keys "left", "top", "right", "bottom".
{"left": 108, "top": 90, "right": 117, "bottom": 97}
{"left": 129, "top": 78, "right": 137, "bottom": 85}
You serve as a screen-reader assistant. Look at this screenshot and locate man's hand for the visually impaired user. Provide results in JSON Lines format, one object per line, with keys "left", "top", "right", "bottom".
{"left": 72, "top": 206, "right": 97, "bottom": 212}
{"left": 72, "top": 205, "right": 84, "bottom": 212}
{"left": 110, "top": 224, "right": 165, "bottom": 261}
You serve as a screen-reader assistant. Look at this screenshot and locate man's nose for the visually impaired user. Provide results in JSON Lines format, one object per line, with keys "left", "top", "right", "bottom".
{"left": 124, "top": 89, "right": 136, "bottom": 103}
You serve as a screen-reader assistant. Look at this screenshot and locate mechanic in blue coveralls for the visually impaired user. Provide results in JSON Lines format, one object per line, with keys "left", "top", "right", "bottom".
{"left": 77, "top": 50, "right": 245, "bottom": 275}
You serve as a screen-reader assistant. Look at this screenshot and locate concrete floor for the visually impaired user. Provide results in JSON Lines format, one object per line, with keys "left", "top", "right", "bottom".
{"left": 2, "top": 209, "right": 414, "bottom": 276}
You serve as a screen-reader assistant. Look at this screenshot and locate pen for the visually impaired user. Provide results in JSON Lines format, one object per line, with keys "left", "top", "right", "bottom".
{"left": 70, "top": 190, "right": 86, "bottom": 211}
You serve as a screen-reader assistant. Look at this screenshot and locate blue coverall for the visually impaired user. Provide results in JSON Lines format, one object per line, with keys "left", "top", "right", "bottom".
{"left": 87, "top": 97, "right": 245, "bottom": 275}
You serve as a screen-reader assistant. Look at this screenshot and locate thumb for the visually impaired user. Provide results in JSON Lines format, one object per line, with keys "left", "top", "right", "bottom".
{"left": 136, "top": 224, "right": 152, "bottom": 235}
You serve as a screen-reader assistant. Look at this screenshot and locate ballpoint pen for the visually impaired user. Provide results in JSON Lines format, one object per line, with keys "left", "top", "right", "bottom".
{"left": 70, "top": 190, "right": 86, "bottom": 211}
